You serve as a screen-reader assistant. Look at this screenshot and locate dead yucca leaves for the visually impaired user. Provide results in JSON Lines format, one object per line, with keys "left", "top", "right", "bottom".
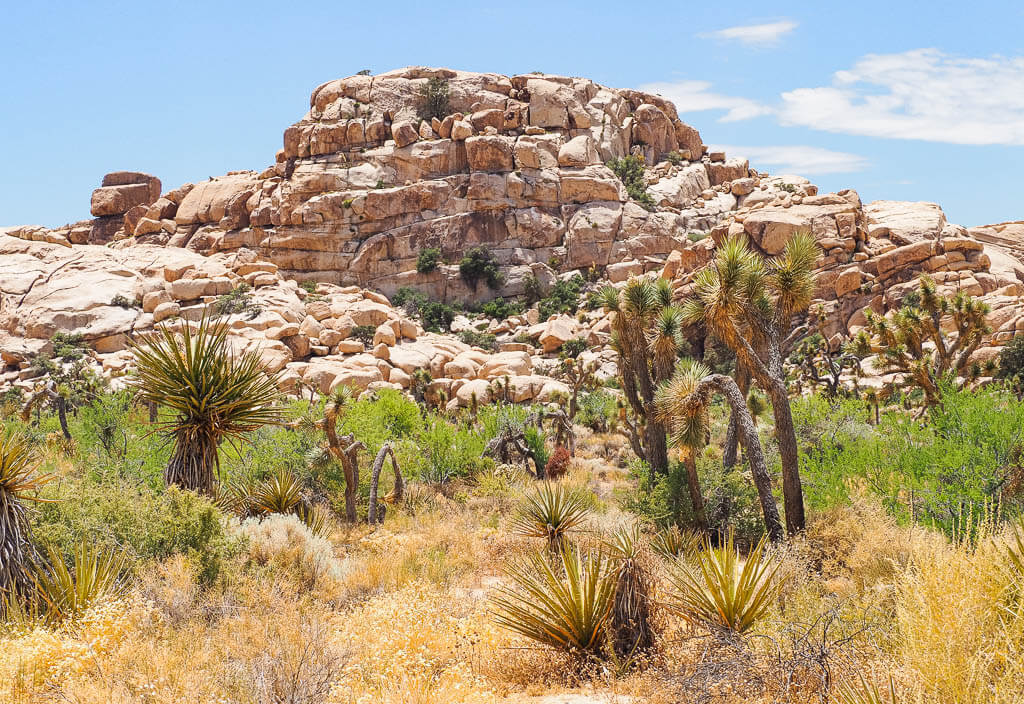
{"left": 603, "top": 524, "right": 654, "bottom": 656}
{"left": 511, "top": 482, "right": 591, "bottom": 551}
{"left": 32, "top": 541, "right": 127, "bottom": 624}
{"left": 835, "top": 674, "right": 900, "bottom": 704}
{"left": 666, "top": 531, "right": 785, "bottom": 634}
{"left": 492, "top": 546, "right": 616, "bottom": 657}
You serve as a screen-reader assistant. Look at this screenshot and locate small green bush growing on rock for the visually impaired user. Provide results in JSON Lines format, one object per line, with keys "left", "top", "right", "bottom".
{"left": 607, "top": 155, "right": 655, "bottom": 210}
{"left": 459, "top": 246, "right": 504, "bottom": 291}
{"left": 416, "top": 247, "right": 442, "bottom": 274}
{"left": 417, "top": 77, "right": 450, "bottom": 122}
{"left": 539, "top": 275, "right": 585, "bottom": 319}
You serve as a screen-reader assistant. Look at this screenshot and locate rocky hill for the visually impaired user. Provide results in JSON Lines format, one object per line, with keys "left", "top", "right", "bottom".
{"left": 3, "top": 66, "right": 1024, "bottom": 400}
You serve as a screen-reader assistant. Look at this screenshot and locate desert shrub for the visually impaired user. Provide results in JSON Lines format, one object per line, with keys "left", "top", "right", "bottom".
{"left": 458, "top": 329, "right": 497, "bottom": 350}
{"left": 350, "top": 324, "right": 376, "bottom": 345}
{"left": 109, "top": 294, "right": 139, "bottom": 309}
{"left": 538, "top": 274, "right": 585, "bottom": 319}
{"left": 31, "top": 478, "right": 235, "bottom": 585}
{"left": 607, "top": 154, "right": 655, "bottom": 209}
{"left": 575, "top": 390, "right": 618, "bottom": 433}
{"left": 544, "top": 446, "right": 571, "bottom": 479}
{"left": 391, "top": 287, "right": 458, "bottom": 332}
{"left": 213, "top": 283, "right": 262, "bottom": 320}
{"left": 523, "top": 424, "right": 549, "bottom": 472}
{"left": 622, "top": 456, "right": 765, "bottom": 543}
{"left": 238, "top": 513, "right": 346, "bottom": 591}
{"left": 560, "top": 337, "right": 588, "bottom": 359}
{"left": 459, "top": 246, "right": 504, "bottom": 291}
{"left": 477, "top": 297, "right": 524, "bottom": 320}
{"left": 416, "top": 247, "right": 442, "bottom": 274}
{"left": 417, "top": 77, "right": 450, "bottom": 121}
{"left": 339, "top": 388, "right": 423, "bottom": 455}
{"left": 417, "top": 418, "right": 487, "bottom": 483}
{"left": 793, "top": 387, "right": 1024, "bottom": 534}
{"left": 997, "top": 334, "right": 1024, "bottom": 392}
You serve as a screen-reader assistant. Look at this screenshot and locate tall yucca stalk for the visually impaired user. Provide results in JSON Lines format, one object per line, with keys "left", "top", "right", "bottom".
{"left": 666, "top": 532, "right": 785, "bottom": 634}
{"left": 512, "top": 482, "right": 591, "bottom": 552}
{"left": 492, "top": 547, "right": 616, "bottom": 657}
{"left": 0, "top": 431, "right": 53, "bottom": 607}
{"left": 681, "top": 232, "right": 818, "bottom": 535}
{"left": 130, "top": 314, "right": 283, "bottom": 495}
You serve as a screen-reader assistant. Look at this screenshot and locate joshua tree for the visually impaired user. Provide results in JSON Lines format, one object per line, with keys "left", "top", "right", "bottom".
{"left": 0, "top": 430, "right": 53, "bottom": 609}
{"left": 314, "top": 385, "right": 366, "bottom": 522}
{"left": 680, "top": 233, "right": 819, "bottom": 535}
{"left": 655, "top": 360, "right": 785, "bottom": 543}
{"left": 598, "top": 277, "right": 686, "bottom": 475}
{"left": 850, "top": 275, "right": 992, "bottom": 409}
{"left": 21, "top": 333, "right": 105, "bottom": 441}
{"left": 130, "top": 314, "right": 283, "bottom": 496}
{"left": 790, "top": 328, "right": 862, "bottom": 398}
{"left": 367, "top": 442, "right": 404, "bottom": 525}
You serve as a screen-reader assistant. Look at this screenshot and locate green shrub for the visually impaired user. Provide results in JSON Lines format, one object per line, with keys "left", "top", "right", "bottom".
{"left": 214, "top": 284, "right": 262, "bottom": 320}
{"left": 459, "top": 246, "right": 504, "bottom": 291}
{"left": 792, "top": 387, "right": 1024, "bottom": 534}
{"left": 417, "top": 247, "right": 442, "bottom": 274}
{"left": 997, "top": 335, "right": 1024, "bottom": 391}
{"left": 110, "top": 294, "right": 139, "bottom": 309}
{"left": 575, "top": 391, "right": 618, "bottom": 433}
{"left": 418, "top": 418, "right": 488, "bottom": 483}
{"left": 31, "top": 479, "right": 236, "bottom": 586}
{"left": 560, "top": 337, "right": 588, "bottom": 359}
{"left": 417, "top": 77, "right": 450, "bottom": 122}
{"left": 477, "top": 297, "right": 524, "bottom": 320}
{"left": 350, "top": 325, "right": 376, "bottom": 345}
{"left": 524, "top": 425, "right": 549, "bottom": 471}
{"left": 392, "top": 287, "right": 458, "bottom": 333}
{"left": 340, "top": 388, "right": 424, "bottom": 454}
{"left": 539, "top": 275, "right": 585, "bottom": 319}
{"left": 458, "top": 330, "right": 497, "bottom": 351}
{"left": 607, "top": 155, "right": 655, "bottom": 210}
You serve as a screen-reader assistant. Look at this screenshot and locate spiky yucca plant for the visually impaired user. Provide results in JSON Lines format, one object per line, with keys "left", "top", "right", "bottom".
{"left": 0, "top": 431, "right": 53, "bottom": 606}
{"left": 512, "top": 482, "right": 591, "bottom": 551}
{"left": 835, "top": 674, "right": 900, "bottom": 704}
{"left": 32, "top": 542, "right": 127, "bottom": 624}
{"left": 492, "top": 547, "right": 616, "bottom": 657}
{"left": 666, "top": 532, "right": 785, "bottom": 634}
{"left": 130, "top": 314, "right": 283, "bottom": 495}
{"left": 651, "top": 525, "right": 702, "bottom": 561}
{"left": 251, "top": 469, "right": 304, "bottom": 515}
{"left": 603, "top": 524, "right": 654, "bottom": 656}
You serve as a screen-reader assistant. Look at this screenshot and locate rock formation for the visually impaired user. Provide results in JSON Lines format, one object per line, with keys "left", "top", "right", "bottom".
{"left": 3, "top": 66, "right": 1024, "bottom": 401}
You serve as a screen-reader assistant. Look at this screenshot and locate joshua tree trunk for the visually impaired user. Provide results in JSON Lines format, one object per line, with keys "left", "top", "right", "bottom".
{"left": 705, "top": 374, "right": 785, "bottom": 543}
{"left": 683, "top": 452, "right": 708, "bottom": 533}
{"left": 368, "top": 442, "right": 404, "bottom": 525}
{"left": 765, "top": 379, "right": 805, "bottom": 536}
{"left": 54, "top": 396, "right": 71, "bottom": 441}
{"left": 322, "top": 413, "right": 365, "bottom": 522}
{"left": 165, "top": 432, "right": 219, "bottom": 496}
{"left": 723, "top": 365, "right": 750, "bottom": 468}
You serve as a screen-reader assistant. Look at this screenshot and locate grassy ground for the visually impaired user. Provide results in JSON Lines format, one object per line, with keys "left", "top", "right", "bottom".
{"left": 3, "top": 402, "right": 1024, "bottom": 703}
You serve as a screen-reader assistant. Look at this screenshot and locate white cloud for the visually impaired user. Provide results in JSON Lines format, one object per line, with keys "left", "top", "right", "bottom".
{"left": 700, "top": 20, "right": 798, "bottom": 47}
{"left": 779, "top": 48, "right": 1024, "bottom": 145}
{"left": 638, "top": 80, "right": 772, "bottom": 122}
{"left": 710, "top": 145, "right": 869, "bottom": 175}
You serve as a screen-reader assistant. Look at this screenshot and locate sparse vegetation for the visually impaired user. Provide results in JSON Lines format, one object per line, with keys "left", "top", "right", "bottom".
{"left": 417, "top": 77, "right": 451, "bottom": 122}
{"left": 416, "top": 247, "right": 442, "bottom": 274}
{"left": 459, "top": 245, "right": 504, "bottom": 291}
{"left": 607, "top": 154, "right": 656, "bottom": 209}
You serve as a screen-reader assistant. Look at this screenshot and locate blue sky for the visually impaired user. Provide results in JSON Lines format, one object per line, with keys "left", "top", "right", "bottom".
{"left": 4, "top": 1, "right": 1023, "bottom": 228}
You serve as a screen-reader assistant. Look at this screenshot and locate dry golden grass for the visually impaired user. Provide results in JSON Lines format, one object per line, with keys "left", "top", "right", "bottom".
{"left": 3, "top": 463, "right": 1024, "bottom": 703}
